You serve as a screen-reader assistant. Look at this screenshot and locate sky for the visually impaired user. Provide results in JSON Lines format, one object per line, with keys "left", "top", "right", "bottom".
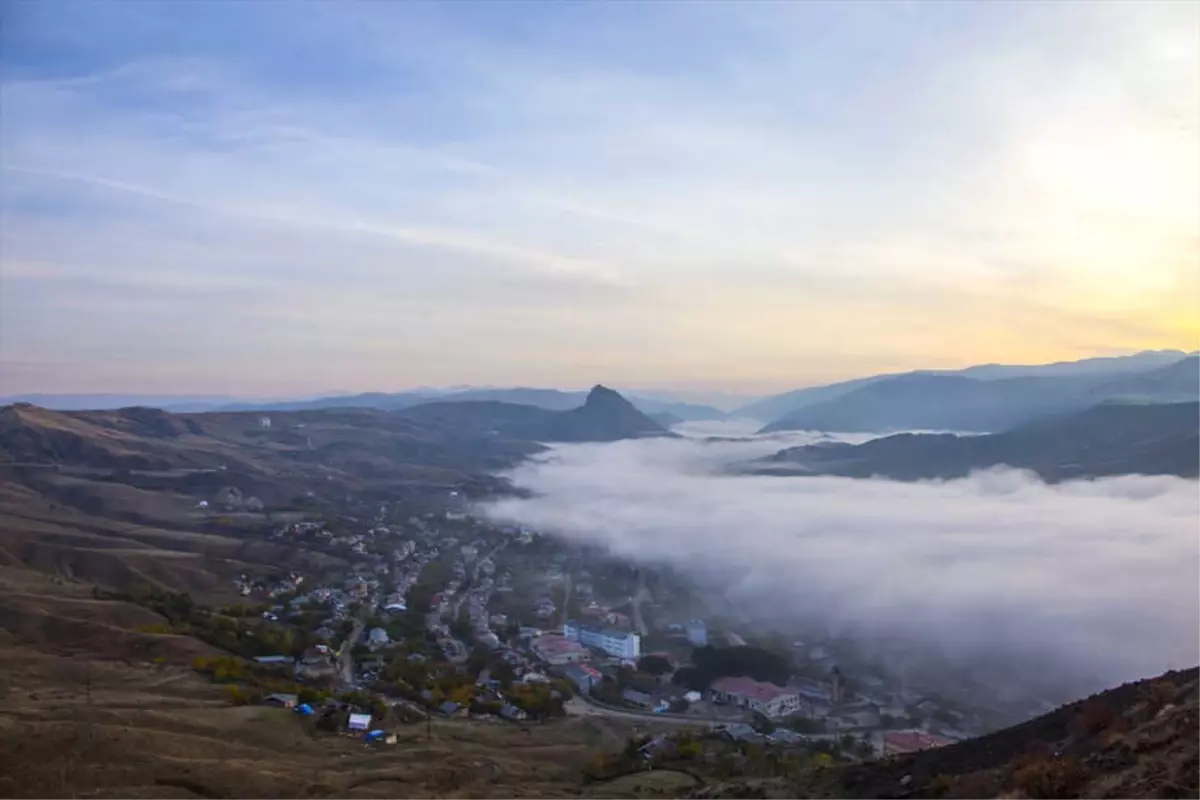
{"left": 2, "top": 1, "right": 1197, "bottom": 396}
{"left": 482, "top": 428, "right": 1200, "bottom": 703}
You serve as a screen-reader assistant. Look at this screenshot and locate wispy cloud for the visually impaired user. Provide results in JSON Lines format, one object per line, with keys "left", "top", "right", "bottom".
{"left": 1, "top": 1, "right": 1196, "bottom": 393}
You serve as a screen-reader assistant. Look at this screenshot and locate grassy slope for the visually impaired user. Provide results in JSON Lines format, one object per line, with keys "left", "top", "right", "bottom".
{"left": 0, "top": 644, "right": 641, "bottom": 799}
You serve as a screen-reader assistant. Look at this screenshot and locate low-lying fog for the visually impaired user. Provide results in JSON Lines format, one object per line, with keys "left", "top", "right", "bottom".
{"left": 482, "top": 423, "right": 1200, "bottom": 706}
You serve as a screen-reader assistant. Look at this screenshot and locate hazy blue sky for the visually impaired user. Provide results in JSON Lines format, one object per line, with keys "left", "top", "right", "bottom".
{"left": 2, "top": 1, "right": 1196, "bottom": 395}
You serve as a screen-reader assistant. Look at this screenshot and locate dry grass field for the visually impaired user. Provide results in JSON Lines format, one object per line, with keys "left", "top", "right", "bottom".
{"left": 0, "top": 643, "right": 649, "bottom": 799}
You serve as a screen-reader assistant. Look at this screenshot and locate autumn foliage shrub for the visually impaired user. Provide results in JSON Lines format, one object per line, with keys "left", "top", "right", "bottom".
{"left": 1071, "top": 700, "right": 1115, "bottom": 737}
{"left": 1012, "top": 756, "right": 1087, "bottom": 799}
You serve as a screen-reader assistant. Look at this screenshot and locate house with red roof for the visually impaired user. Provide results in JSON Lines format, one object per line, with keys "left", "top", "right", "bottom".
{"left": 709, "top": 676, "right": 804, "bottom": 719}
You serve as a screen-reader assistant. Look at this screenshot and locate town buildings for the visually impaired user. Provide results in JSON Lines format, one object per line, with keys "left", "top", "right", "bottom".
{"left": 709, "top": 676, "right": 804, "bottom": 719}
{"left": 622, "top": 688, "right": 670, "bottom": 712}
{"left": 562, "top": 621, "right": 641, "bottom": 659}
{"left": 531, "top": 634, "right": 590, "bottom": 665}
{"left": 562, "top": 664, "right": 602, "bottom": 695}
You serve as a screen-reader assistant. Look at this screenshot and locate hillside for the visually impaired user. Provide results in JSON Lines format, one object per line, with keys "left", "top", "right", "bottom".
{"left": 759, "top": 356, "right": 1199, "bottom": 434}
{"left": 697, "top": 666, "right": 1199, "bottom": 799}
{"left": 753, "top": 402, "right": 1200, "bottom": 482}
{"left": 0, "top": 641, "right": 642, "bottom": 799}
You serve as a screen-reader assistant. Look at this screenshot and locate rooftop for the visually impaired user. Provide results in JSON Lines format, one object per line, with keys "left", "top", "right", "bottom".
{"left": 711, "top": 676, "right": 796, "bottom": 703}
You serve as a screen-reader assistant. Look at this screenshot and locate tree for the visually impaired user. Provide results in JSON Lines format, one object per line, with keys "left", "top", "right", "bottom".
{"left": 491, "top": 659, "right": 516, "bottom": 688}
{"left": 754, "top": 714, "right": 776, "bottom": 734}
{"left": 223, "top": 685, "right": 250, "bottom": 706}
{"left": 789, "top": 716, "right": 826, "bottom": 734}
{"left": 688, "top": 644, "right": 792, "bottom": 688}
{"left": 450, "top": 606, "right": 473, "bottom": 640}
{"left": 637, "top": 655, "right": 673, "bottom": 676}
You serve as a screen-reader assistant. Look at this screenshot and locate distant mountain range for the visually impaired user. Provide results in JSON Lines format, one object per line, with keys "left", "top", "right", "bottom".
{"left": 758, "top": 353, "right": 1199, "bottom": 434}
{"left": 751, "top": 401, "right": 1200, "bottom": 482}
{"left": 735, "top": 350, "right": 1196, "bottom": 424}
{"left": 0, "top": 385, "right": 670, "bottom": 475}
{"left": 7, "top": 350, "right": 1196, "bottom": 433}
{"left": 0, "top": 387, "right": 728, "bottom": 424}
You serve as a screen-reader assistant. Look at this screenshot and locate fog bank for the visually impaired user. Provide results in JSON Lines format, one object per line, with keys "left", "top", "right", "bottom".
{"left": 482, "top": 433, "right": 1199, "bottom": 702}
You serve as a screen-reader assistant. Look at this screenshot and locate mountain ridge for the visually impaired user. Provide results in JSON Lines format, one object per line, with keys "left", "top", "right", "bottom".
{"left": 759, "top": 355, "right": 1199, "bottom": 434}
{"left": 751, "top": 400, "right": 1200, "bottom": 482}
{"left": 736, "top": 350, "right": 1197, "bottom": 423}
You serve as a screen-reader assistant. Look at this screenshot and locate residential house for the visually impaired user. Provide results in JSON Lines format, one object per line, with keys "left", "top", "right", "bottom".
{"left": 499, "top": 704, "right": 527, "bottom": 722}
{"left": 368, "top": 627, "right": 390, "bottom": 645}
{"left": 562, "top": 664, "right": 602, "bottom": 696}
{"left": 347, "top": 713, "right": 372, "bottom": 732}
{"left": 710, "top": 676, "right": 804, "bottom": 719}
{"left": 531, "top": 634, "right": 590, "bottom": 665}
{"left": 622, "top": 688, "right": 670, "bottom": 713}
{"left": 262, "top": 693, "right": 298, "bottom": 708}
{"left": 295, "top": 647, "right": 338, "bottom": 681}
{"left": 717, "top": 723, "right": 766, "bottom": 744}
{"left": 638, "top": 734, "right": 677, "bottom": 760}
{"left": 769, "top": 729, "right": 807, "bottom": 745}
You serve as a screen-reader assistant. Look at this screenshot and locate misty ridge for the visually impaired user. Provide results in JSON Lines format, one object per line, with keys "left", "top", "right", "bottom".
{"left": 481, "top": 424, "right": 1200, "bottom": 707}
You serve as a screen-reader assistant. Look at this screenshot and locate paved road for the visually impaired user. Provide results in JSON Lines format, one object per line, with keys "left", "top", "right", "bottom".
{"left": 630, "top": 571, "right": 649, "bottom": 636}
{"left": 338, "top": 618, "right": 365, "bottom": 687}
{"left": 565, "top": 697, "right": 716, "bottom": 728}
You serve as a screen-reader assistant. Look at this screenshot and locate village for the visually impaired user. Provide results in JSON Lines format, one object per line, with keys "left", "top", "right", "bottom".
{"left": 200, "top": 489, "right": 1006, "bottom": 762}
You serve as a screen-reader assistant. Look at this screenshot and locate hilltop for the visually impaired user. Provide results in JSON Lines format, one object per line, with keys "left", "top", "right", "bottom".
{"left": 392, "top": 385, "right": 672, "bottom": 443}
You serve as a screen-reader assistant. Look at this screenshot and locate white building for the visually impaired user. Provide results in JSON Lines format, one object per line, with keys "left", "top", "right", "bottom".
{"left": 259, "top": 416, "right": 272, "bottom": 428}
{"left": 686, "top": 620, "right": 708, "bottom": 646}
{"left": 710, "top": 676, "right": 804, "bottom": 720}
{"left": 563, "top": 621, "right": 640, "bottom": 659}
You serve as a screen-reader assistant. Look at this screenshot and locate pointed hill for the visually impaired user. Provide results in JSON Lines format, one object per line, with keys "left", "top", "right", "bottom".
{"left": 393, "top": 385, "right": 673, "bottom": 443}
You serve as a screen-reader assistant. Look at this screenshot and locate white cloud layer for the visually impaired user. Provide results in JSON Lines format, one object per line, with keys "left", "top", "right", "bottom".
{"left": 482, "top": 433, "right": 1200, "bottom": 705}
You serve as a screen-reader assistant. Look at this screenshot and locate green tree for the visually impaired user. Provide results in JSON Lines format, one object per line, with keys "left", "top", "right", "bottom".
{"left": 637, "top": 655, "right": 673, "bottom": 675}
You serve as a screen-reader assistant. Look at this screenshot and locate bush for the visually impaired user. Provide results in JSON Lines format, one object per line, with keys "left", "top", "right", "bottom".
{"left": 1012, "top": 756, "right": 1087, "bottom": 799}
{"left": 1138, "top": 680, "right": 1177, "bottom": 712}
{"left": 637, "top": 655, "right": 673, "bottom": 675}
{"left": 223, "top": 685, "right": 251, "bottom": 706}
{"left": 1071, "top": 700, "right": 1115, "bottom": 737}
